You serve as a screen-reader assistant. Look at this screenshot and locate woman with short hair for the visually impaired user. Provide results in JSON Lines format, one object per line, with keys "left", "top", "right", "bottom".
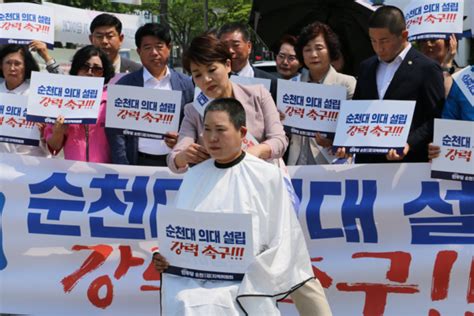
{"left": 0, "top": 44, "right": 48, "bottom": 157}
{"left": 287, "top": 21, "right": 357, "bottom": 165}
{"left": 168, "top": 33, "right": 288, "bottom": 173}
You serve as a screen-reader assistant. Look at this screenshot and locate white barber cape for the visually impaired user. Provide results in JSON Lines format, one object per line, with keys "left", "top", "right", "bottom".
{"left": 161, "top": 152, "right": 314, "bottom": 315}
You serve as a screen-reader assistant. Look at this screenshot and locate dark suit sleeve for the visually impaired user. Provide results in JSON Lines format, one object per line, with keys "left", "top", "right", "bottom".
{"left": 106, "top": 128, "right": 130, "bottom": 164}
{"left": 253, "top": 67, "right": 278, "bottom": 101}
{"left": 105, "top": 74, "right": 136, "bottom": 165}
{"left": 407, "top": 62, "right": 445, "bottom": 153}
{"left": 120, "top": 57, "right": 141, "bottom": 73}
{"left": 352, "top": 59, "right": 372, "bottom": 100}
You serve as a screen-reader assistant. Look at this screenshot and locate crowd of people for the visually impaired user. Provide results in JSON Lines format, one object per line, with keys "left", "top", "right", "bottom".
{"left": 0, "top": 3, "right": 470, "bottom": 315}
{"left": 1, "top": 6, "right": 465, "bottom": 167}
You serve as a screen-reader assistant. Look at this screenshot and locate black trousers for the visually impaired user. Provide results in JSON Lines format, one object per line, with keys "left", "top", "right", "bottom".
{"left": 137, "top": 152, "right": 168, "bottom": 167}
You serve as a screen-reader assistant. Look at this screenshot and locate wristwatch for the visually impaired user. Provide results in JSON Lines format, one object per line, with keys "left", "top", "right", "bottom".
{"left": 46, "top": 58, "right": 56, "bottom": 66}
{"left": 442, "top": 66, "right": 455, "bottom": 75}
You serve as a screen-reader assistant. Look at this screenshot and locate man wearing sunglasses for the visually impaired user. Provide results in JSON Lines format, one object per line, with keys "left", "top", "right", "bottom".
{"left": 106, "top": 23, "right": 194, "bottom": 167}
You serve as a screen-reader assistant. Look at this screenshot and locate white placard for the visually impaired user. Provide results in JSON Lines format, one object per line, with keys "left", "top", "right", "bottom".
{"left": 157, "top": 207, "right": 254, "bottom": 280}
{"left": 431, "top": 118, "right": 474, "bottom": 181}
{"left": 0, "top": 93, "right": 40, "bottom": 146}
{"left": 0, "top": 3, "right": 55, "bottom": 48}
{"left": 404, "top": 0, "right": 464, "bottom": 40}
{"left": 241, "top": 131, "right": 259, "bottom": 151}
{"left": 42, "top": 1, "right": 145, "bottom": 49}
{"left": 276, "top": 79, "right": 347, "bottom": 136}
{"left": 452, "top": 65, "right": 474, "bottom": 106}
{"left": 192, "top": 87, "right": 212, "bottom": 117}
{"left": 333, "top": 100, "right": 415, "bottom": 154}
{"left": 106, "top": 85, "right": 182, "bottom": 139}
{"left": 27, "top": 72, "right": 104, "bottom": 124}
{"left": 230, "top": 75, "right": 271, "bottom": 91}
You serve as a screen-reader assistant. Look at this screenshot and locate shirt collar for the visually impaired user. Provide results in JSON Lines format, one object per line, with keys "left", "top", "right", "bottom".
{"left": 143, "top": 65, "right": 170, "bottom": 83}
{"left": 1, "top": 80, "right": 29, "bottom": 95}
{"left": 378, "top": 42, "right": 412, "bottom": 65}
{"left": 237, "top": 61, "right": 254, "bottom": 77}
{"left": 113, "top": 55, "right": 121, "bottom": 73}
{"left": 214, "top": 151, "right": 246, "bottom": 169}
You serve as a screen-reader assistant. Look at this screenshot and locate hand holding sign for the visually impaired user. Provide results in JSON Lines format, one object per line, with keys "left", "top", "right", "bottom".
{"left": 152, "top": 252, "right": 169, "bottom": 273}
{"left": 386, "top": 143, "right": 410, "bottom": 161}
{"left": 428, "top": 142, "right": 441, "bottom": 160}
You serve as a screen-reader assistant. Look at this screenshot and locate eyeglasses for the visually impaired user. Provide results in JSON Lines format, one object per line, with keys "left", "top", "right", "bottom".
{"left": 79, "top": 63, "right": 104, "bottom": 76}
{"left": 2, "top": 60, "right": 24, "bottom": 68}
{"left": 277, "top": 53, "right": 297, "bottom": 63}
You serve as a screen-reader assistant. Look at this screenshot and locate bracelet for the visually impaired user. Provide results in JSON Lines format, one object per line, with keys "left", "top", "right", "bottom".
{"left": 442, "top": 66, "right": 455, "bottom": 75}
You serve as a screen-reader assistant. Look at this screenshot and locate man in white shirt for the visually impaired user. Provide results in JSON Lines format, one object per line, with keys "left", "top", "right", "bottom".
{"left": 351, "top": 5, "right": 445, "bottom": 164}
{"left": 106, "top": 23, "right": 194, "bottom": 166}
{"left": 217, "top": 22, "right": 278, "bottom": 99}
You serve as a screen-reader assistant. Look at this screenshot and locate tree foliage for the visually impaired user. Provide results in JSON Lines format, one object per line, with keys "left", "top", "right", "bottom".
{"left": 48, "top": 0, "right": 132, "bottom": 13}
{"left": 47, "top": 0, "right": 252, "bottom": 51}
{"left": 166, "top": 0, "right": 252, "bottom": 50}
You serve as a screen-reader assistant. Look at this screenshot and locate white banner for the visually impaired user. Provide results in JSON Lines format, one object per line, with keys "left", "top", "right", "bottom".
{"left": 431, "top": 118, "right": 474, "bottom": 181}
{"left": 0, "top": 154, "right": 472, "bottom": 315}
{"left": 276, "top": 79, "right": 347, "bottom": 137}
{"left": 0, "top": 3, "right": 55, "bottom": 48}
{"left": 0, "top": 93, "right": 40, "bottom": 146}
{"left": 157, "top": 207, "right": 253, "bottom": 281}
{"left": 333, "top": 100, "right": 415, "bottom": 154}
{"left": 27, "top": 72, "right": 104, "bottom": 124}
{"left": 230, "top": 75, "right": 271, "bottom": 91}
{"left": 404, "top": 0, "right": 464, "bottom": 40}
{"left": 43, "top": 1, "right": 145, "bottom": 49}
{"left": 106, "top": 85, "right": 181, "bottom": 139}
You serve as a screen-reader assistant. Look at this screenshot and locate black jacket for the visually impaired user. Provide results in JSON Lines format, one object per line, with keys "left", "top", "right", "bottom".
{"left": 353, "top": 47, "right": 445, "bottom": 163}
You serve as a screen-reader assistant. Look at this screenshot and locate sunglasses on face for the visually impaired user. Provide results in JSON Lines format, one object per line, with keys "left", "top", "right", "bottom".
{"left": 79, "top": 63, "right": 104, "bottom": 76}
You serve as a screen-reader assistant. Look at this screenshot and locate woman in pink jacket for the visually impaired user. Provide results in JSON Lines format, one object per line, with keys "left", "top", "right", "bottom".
{"left": 44, "top": 45, "right": 115, "bottom": 163}
{"left": 168, "top": 34, "right": 288, "bottom": 173}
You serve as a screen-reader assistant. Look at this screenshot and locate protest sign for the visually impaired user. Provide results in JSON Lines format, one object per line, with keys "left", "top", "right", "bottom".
{"left": 27, "top": 72, "right": 104, "bottom": 124}
{"left": 192, "top": 87, "right": 212, "bottom": 117}
{"left": 0, "top": 93, "right": 40, "bottom": 146}
{"left": 241, "top": 131, "right": 259, "bottom": 151}
{"left": 333, "top": 100, "right": 415, "bottom": 154}
{"left": 431, "top": 118, "right": 474, "bottom": 181}
{"left": 276, "top": 79, "right": 347, "bottom": 137}
{"left": 452, "top": 65, "right": 474, "bottom": 106}
{"left": 42, "top": 2, "right": 147, "bottom": 49}
{"left": 106, "top": 85, "right": 181, "bottom": 139}
{"left": 0, "top": 154, "right": 472, "bottom": 315}
{"left": 157, "top": 207, "right": 253, "bottom": 281}
{"left": 230, "top": 75, "right": 271, "bottom": 91}
{"left": 404, "top": 0, "right": 464, "bottom": 40}
{"left": 0, "top": 3, "right": 54, "bottom": 48}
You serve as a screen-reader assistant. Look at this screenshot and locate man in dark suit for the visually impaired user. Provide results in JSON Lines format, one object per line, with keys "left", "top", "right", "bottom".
{"left": 353, "top": 5, "right": 444, "bottom": 163}
{"left": 218, "top": 22, "right": 278, "bottom": 99}
{"left": 89, "top": 13, "right": 141, "bottom": 73}
{"left": 106, "top": 23, "right": 194, "bottom": 166}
